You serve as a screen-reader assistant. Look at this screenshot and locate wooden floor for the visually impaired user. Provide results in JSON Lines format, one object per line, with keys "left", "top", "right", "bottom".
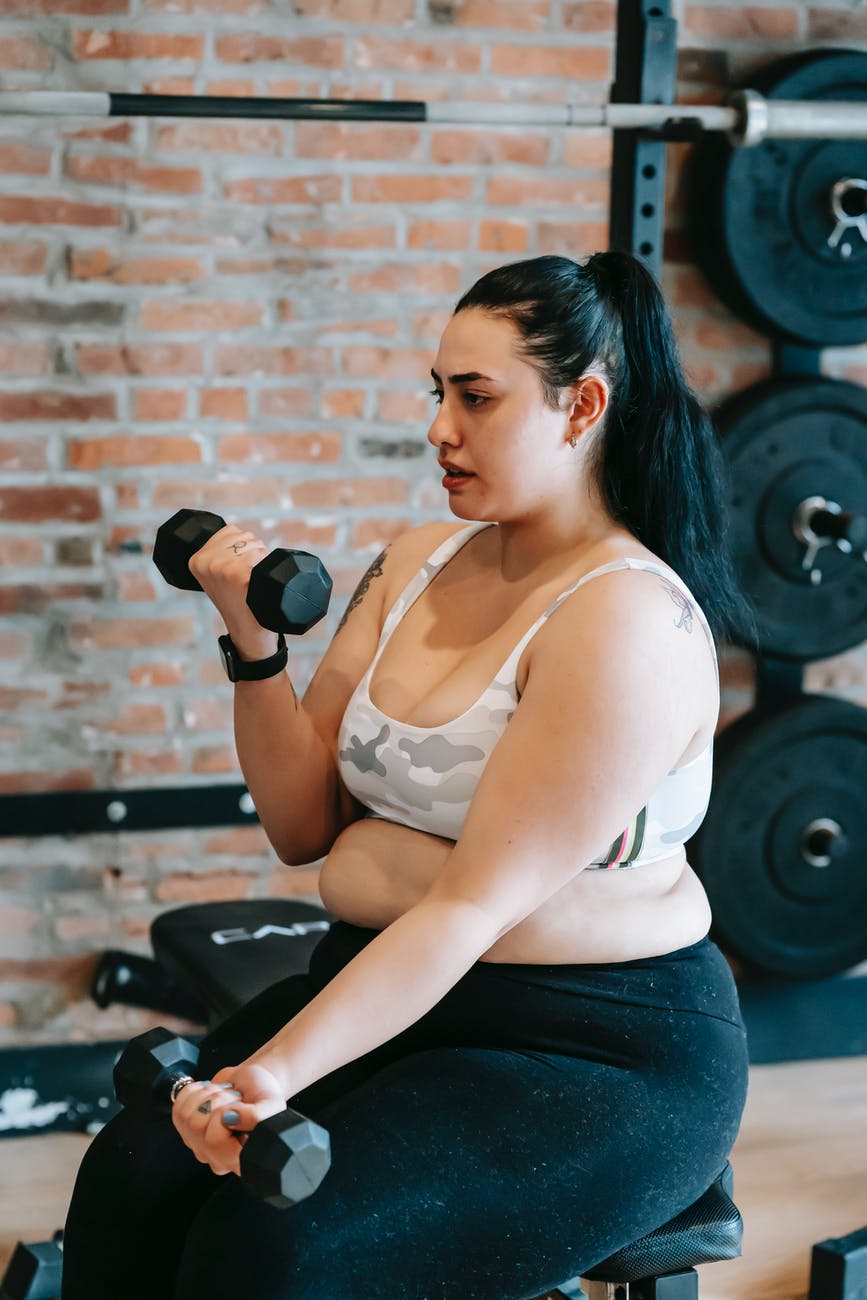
{"left": 1, "top": 1056, "right": 864, "bottom": 1298}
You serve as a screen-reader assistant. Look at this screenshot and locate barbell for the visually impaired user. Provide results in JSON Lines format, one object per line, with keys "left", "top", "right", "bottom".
{"left": 1, "top": 87, "right": 867, "bottom": 147}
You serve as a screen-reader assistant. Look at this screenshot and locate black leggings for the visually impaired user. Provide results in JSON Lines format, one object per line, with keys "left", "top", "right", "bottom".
{"left": 62, "top": 924, "right": 748, "bottom": 1300}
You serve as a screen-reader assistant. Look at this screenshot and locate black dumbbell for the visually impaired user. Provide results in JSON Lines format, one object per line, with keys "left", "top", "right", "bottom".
{"left": 113, "top": 1026, "right": 331, "bottom": 1209}
{"left": 153, "top": 508, "right": 332, "bottom": 635}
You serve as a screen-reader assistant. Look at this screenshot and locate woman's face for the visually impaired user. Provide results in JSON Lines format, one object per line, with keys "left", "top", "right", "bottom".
{"left": 427, "top": 308, "right": 584, "bottom": 524}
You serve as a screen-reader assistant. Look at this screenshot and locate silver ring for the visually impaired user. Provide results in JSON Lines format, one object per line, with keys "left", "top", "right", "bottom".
{"left": 170, "top": 1075, "right": 195, "bottom": 1104}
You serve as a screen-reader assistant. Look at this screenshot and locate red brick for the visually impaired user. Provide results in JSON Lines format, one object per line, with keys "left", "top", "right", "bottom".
{"left": 0, "top": 769, "right": 95, "bottom": 794}
{"left": 68, "top": 435, "right": 201, "bottom": 468}
{"left": 342, "top": 346, "right": 431, "bottom": 382}
{"left": 488, "top": 175, "right": 609, "bottom": 206}
{"left": 76, "top": 342, "right": 204, "bottom": 376}
{"left": 479, "top": 219, "right": 528, "bottom": 252}
{"left": 66, "top": 155, "right": 202, "bottom": 194}
{"left": 155, "top": 121, "right": 284, "bottom": 154}
{"left": 0, "top": 631, "right": 30, "bottom": 657}
{"left": 0, "top": 582, "right": 104, "bottom": 614}
{"left": 378, "top": 392, "right": 430, "bottom": 423}
{"left": 143, "top": 76, "right": 196, "bottom": 94}
{"left": 156, "top": 870, "right": 256, "bottom": 902}
{"left": 0, "top": 195, "right": 121, "bottom": 226}
{"left": 322, "top": 389, "right": 365, "bottom": 418}
{"left": 352, "top": 518, "right": 413, "bottom": 549}
{"left": 411, "top": 308, "right": 451, "bottom": 339}
{"left": 132, "top": 389, "right": 187, "bottom": 421}
{"left": 256, "top": 387, "right": 314, "bottom": 417}
{"left": 139, "top": 300, "right": 263, "bottom": 331}
{"left": 562, "top": 0, "right": 615, "bottom": 30}
{"left": 215, "top": 346, "right": 332, "bottom": 377}
{"left": 431, "top": 130, "right": 549, "bottom": 167}
{"left": 67, "top": 122, "right": 133, "bottom": 143}
{"left": 129, "top": 662, "right": 185, "bottom": 687}
{"left": 0, "top": 390, "right": 115, "bottom": 422}
{"left": 0, "top": 35, "right": 52, "bottom": 69}
{"left": 354, "top": 36, "right": 481, "bottom": 73}
{"left": 116, "top": 573, "right": 158, "bottom": 601}
{"left": 217, "top": 432, "right": 342, "bottom": 463}
{"left": 450, "top": 0, "right": 549, "bottom": 26}
{"left": 223, "top": 174, "right": 341, "bottom": 205}
{"left": 192, "top": 746, "right": 238, "bottom": 774}
{"left": 203, "top": 826, "right": 271, "bottom": 856}
{"left": 290, "top": 477, "right": 408, "bottom": 507}
{"left": 295, "top": 123, "right": 423, "bottom": 161}
{"left": 199, "top": 387, "right": 248, "bottom": 421}
{"left": 491, "top": 43, "right": 609, "bottom": 79}
{"left": 69, "top": 615, "right": 196, "bottom": 650}
{"left": 685, "top": 6, "right": 798, "bottom": 39}
{"left": 98, "top": 703, "right": 168, "bottom": 734}
{"left": 269, "top": 221, "right": 397, "bottom": 251}
{"left": 536, "top": 220, "right": 609, "bottom": 255}
{"left": 74, "top": 30, "right": 203, "bottom": 59}
{"left": 0, "top": 538, "right": 43, "bottom": 565}
{"left": 351, "top": 174, "right": 473, "bottom": 204}
{"left": 808, "top": 8, "right": 867, "bottom": 38}
{"left": 295, "top": 0, "right": 411, "bottom": 18}
{"left": 268, "top": 520, "right": 338, "bottom": 550}
{"left": 70, "top": 249, "right": 204, "bottom": 284}
{"left": 0, "top": 438, "right": 48, "bottom": 471}
{"left": 181, "top": 696, "right": 233, "bottom": 730}
{"left": 113, "top": 750, "right": 184, "bottom": 779}
{"left": 408, "top": 219, "right": 473, "bottom": 251}
{"left": 311, "top": 316, "right": 397, "bottom": 338}
{"left": 266, "top": 865, "right": 323, "bottom": 897}
{"left": 0, "top": 143, "right": 52, "bottom": 176}
{"left": 0, "top": 242, "right": 48, "bottom": 276}
{"left": 0, "top": 342, "right": 51, "bottom": 375}
{"left": 347, "top": 261, "right": 462, "bottom": 294}
{"left": 147, "top": 0, "right": 266, "bottom": 9}
{"left": 0, "top": 487, "right": 100, "bottom": 523}
{"left": 153, "top": 479, "right": 286, "bottom": 510}
{"left": 563, "top": 131, "right": 613, "bottom": 170}
{"left": 215, "top": 33, "right": 343, "bottom": 64}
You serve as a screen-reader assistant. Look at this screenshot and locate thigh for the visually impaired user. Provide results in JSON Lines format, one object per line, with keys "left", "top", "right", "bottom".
{"left": 175, "top": 1043, "right": 707, "bottom": 1300}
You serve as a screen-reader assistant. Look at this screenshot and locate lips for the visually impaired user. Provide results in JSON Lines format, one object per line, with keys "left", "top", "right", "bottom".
{"left": 438, "top": 459, "right": 473, "bottom": 476}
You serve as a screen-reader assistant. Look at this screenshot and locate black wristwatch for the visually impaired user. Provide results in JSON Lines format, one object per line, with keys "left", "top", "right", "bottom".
{"left": 218, "top": 632, "right": 288, "bottom": 683}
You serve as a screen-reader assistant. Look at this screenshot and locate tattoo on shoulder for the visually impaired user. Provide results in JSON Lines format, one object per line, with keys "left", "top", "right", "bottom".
{"left": 336, "top": 547, "right": 389, "bottom": 633}
{"left": 657, "top": 576, "right": 694, "bottom": 634}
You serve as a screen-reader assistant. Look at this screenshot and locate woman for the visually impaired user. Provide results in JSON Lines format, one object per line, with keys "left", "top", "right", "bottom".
{"left": 63, "top": 252, "right": 752, "bottom": 1300}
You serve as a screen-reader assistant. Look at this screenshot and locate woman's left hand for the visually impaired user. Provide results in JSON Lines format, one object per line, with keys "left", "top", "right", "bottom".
{"left": 171, "top": 1062, "right": 287, "bottom": 1177}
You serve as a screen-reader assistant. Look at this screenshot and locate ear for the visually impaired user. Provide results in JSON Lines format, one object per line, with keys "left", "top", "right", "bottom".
{"left": 565, "top": 373, "right": 609, "bottom": 445}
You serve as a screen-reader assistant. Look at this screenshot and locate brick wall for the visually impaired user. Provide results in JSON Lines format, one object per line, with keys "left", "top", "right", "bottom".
{"left": 0, "top": 0, "right": 865, "bottom": 1042}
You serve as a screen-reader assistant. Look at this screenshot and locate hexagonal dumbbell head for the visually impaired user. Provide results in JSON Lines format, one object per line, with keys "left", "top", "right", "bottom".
{"left": 114, "top": 1026, "right": 200, "bottom": 1114}
{"left": 153, "top": 509, "right": 226, "bottom": 591}
{"left": 246, "top": 549, "right": 333, "bottom": 635}
{"left": 240, "top": 1108, "right": 331, "bottom": 1208}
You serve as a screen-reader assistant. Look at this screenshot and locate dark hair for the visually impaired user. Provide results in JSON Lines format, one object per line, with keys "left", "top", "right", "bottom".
{"left": 453, "top": 251, "right": 756, "bottom": 647}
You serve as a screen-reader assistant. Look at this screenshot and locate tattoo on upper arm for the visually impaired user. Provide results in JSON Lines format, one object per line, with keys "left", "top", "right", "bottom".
{"left": 657, "top": 576, "right": 694, "bottom": 633}
{"left": 336, "top": 547, "right": 389, "bottom": 633}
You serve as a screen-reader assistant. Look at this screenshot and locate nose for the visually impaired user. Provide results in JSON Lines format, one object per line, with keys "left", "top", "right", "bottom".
{"left": 427, "top": 399, "right": 457, "bottom": 450}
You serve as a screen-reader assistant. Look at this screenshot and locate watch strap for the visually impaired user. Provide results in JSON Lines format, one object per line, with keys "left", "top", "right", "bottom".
{"left": 219, "top": 632, "right": 288, "bottom": 682}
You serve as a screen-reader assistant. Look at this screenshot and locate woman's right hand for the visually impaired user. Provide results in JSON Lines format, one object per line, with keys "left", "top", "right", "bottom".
{"left": 187, "top": 522, "right": 279, "bottom": 659}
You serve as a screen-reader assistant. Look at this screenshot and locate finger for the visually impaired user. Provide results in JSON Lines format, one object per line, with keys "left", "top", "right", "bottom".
{"left": 218, "top": 1100, "right": 278, "bottom": 1134}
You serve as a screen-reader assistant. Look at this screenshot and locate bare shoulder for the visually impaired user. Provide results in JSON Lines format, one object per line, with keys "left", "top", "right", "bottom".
{"left": 335, "top": 519, "right": 465, "bottom": 636}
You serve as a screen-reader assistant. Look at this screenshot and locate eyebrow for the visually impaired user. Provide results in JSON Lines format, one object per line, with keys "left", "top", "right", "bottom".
{"left": 430, "top": 368, "right": 496, "bottom": 385}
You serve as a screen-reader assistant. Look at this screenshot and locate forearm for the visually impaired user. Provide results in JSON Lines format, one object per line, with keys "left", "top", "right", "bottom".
{"left": 244, "top": 898, "right": 500, "bottom": 1096}
{"left": 234, "top": 673, "right": 346, "bottom": 865}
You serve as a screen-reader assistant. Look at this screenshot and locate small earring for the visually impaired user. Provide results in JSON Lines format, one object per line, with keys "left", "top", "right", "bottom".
{"left": 568, "top": 434, "right": 577, "bottom": 449}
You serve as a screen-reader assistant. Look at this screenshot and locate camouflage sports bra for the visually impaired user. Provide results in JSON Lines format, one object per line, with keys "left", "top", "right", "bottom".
{"left": 337, "top": 522, "right": 716, "bottom": 867}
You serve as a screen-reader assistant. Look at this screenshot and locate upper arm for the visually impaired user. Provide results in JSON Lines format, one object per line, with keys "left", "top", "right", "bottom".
{"left": 300, "top": 522, "right": 461, "bottom": 754}
{"left": 425, "top": 570, "right": 711, "bottom": 934}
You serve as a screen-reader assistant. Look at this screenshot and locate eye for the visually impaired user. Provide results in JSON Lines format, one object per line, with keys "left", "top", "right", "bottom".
{"left": 463, "top": 393, "right": 488, "bottom": 408}
{"left": 429, "top": 388, "right": 443, "bottom": 405}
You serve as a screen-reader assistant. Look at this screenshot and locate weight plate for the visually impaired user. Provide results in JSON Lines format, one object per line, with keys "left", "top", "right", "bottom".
{"left": 716, "top": 377, "right": 867, "bottom": 661}
{"left": 691, "top": 48, "right": 867, "bottom": 347}
{"left": 690, "top": 695, "right": 867, "bottom": 979}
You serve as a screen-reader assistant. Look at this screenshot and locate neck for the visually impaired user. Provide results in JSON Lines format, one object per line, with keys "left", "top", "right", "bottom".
{"left": 487, "top": 493, "right": 621, "bottom": 583}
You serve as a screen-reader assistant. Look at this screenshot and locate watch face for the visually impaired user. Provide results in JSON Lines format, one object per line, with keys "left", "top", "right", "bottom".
{"left": 218, "top": 636, "right": 238, "bottom": 682}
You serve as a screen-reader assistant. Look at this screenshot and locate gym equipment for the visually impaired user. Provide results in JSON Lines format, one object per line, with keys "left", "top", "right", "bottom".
{"left": 1, "top": 85, "right": 867, "bottom": 148}
{"left": 691, "top": 49, "right": 867, "bottom": 347}
{"left": 114, "top": 1026, "right": 331, "bottom": 1209}
{"left": 153, "top": 508, "right": 332, "bottom": 636}
{"left": 715, "top": 377, "right": 867, "bottom": 662}
{"left": 810, "top": 1225, "right": 867, "bottom": 1300}
{"left": 0, "top": 1234, "right": 62, "bottom": 1300}
{"left": 690, "top": 694, "right": 867, "bottom": 981}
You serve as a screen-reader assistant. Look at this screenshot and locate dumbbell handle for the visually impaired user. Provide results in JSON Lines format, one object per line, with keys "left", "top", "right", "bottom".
{"left": 113, "top": 1028, "right": 330, "bottom": 1208}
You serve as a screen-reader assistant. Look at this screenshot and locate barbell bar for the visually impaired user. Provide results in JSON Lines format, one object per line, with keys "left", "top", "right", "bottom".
{"left": 0, "top": 88, "right": 866, "bottom": 146}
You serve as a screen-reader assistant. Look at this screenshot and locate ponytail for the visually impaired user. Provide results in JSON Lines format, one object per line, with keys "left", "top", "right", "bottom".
{"left": 455, "top": 251, "right": 756, "bottom": 647}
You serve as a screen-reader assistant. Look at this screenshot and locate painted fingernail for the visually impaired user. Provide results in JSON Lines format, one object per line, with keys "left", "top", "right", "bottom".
{"left": 222, "top": 1110, "right": 239, "bottom": 1127}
